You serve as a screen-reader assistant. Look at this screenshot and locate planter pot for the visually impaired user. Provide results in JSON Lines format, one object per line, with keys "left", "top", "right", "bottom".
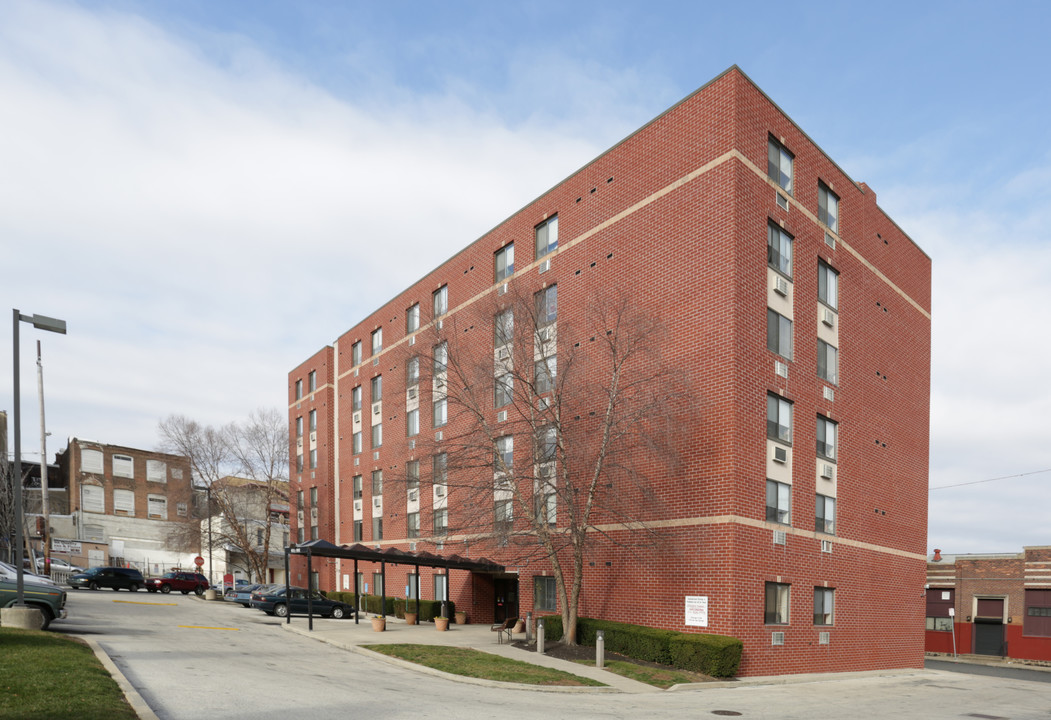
{"left": 371, "top": 617, "right": 386, "bottom": 632}
{"left": 435, "top": 616, "right": 449, "bottom": 632}
{"left": 455, "top": 611, "right": 467, "bottom": 625}
{"left": 404, "top": 612, "right": 418, "bottom": 625}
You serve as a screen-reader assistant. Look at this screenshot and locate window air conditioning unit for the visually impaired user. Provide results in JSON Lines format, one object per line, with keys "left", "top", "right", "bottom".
{"left": 538, "top": 259, "right": 550, "bottom": 274}
{"left": 436, "top": 541, "right": 444, "bottom": 550}
{"left": 773, "top": 530, "right": 786, "bottom": 545}
{"left": 775, "top": 361, "right": 788, "bottom": 378}
{"left": 354, "top": 500, "right": 361, "bottom": 512}
{"left": 353, "top": 412, "right": 361, "bottom": 424}
{"left": 824, "top": 232, "right": 836, "bottom": 249}
{"left": 373, "top": 405, "right": 381, "bottom": 415}
{"left": 310, "top": 507, "right": 318, "bottom": 520}
{"left": 310, "top": 432, "right": 316, "bottom": 443}
{"left": 373, "top": 498, "right": 381, "bottom": 508}
{"left": 296, "top": 438, "right": 303, "bottom": 450}
{"left": 821, "top": 464, "right": 834, "bottom": 480}
{"left": 771, "top": 631, "right": 785, "bottom": 646}
{"left": 821, "top": 540, "right": 833, "bottom": 554}
{"left": 436, "top": 485, "right": 446, "bottom": 497}
{"left": 539, "top": 327, "right": 552, "bottom": 342}
{"left": 776, "top": 192, "right": 789, "bottom": 211}
{"left": 408, "top": 387, "right": 418, "bottom": 400}
{"left": 373, "top": 358, "right": 380, "bottom": 366}
{"left": 408, "top": 439, "right": 416, "bottom": 449}
{"left": 297, "top": 510, "right": 304, "bottom": 522}
{"left": 537, "top": 397, "right": 550, "bottom": 411}
{"left": 822, "top": 308, "right": 835, "bottom": 327}
{"left": 437, "top": 319, "right": 443, "bottom": 330}
{"left": 435, "top": 431, "right": 443, "bottom": 441}
{"left": 773, "top": 446, "right": 788, "bottom": 464}
{"left": 774, "top": 276, "right": 789, "bottom": 296}
{"left": 354, "top": 457, "right": 360, "bottom": 466}
{"left": 409, "top": 490, "right": 418, "bottom": 502}
{"left": 409, "top": 336, "right": 415, "bottom": 346}
{"left": 818, "top": 631, "right": 830, "bottom": 645}
{"left": 498, "top": 283, "right": 508, "bottom": 296}
{"left": 823, "top": 386, "right": 835, "bottom": 402}
{"left": 497, "top": 410, "right": 507, "bottom": 423}
{"left": 498, "top": 347, "right": 510, "bottom": 360}
{"left": 409, "top": 542, "right": 417, "bottom": 551}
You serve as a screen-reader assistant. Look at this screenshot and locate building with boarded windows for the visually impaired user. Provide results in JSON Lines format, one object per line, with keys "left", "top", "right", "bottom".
{"left": 288, "top": 66, "right": 931, "bottom": 676}
{"left": 926, "top": 547, "right": 1051, "bottom": 662}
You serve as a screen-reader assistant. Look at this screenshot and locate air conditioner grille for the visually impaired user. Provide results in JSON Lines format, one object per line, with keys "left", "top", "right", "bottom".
{"left": 771, "top": 631, "right": 785, "bottom": 646}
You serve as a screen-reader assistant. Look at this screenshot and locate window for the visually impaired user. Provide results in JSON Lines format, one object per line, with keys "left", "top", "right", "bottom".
{"left": 814, "top": 588, "right": 835, "bottom": 626}
{"left": 256, "top": 528, "right": 264, "bottom": 547}
{"left": 536, "top": 425, "right": 557, "bottom": 464}
{"left": 353, "top": 520, "right": 363, "bottom": 542}
{"left": 766, "top": 309, "right": 792, "bottom": 360}
{"left": 407, "top": 409, "right": 419, "bottom": 437}
{"left": 371, "top": 422, "right": 383, "bottom": 448}
{"left": 177, "top": 502, "right": 188, "bottom": 517}
{"left": 495, "top": 242, "right": 514, "bottom": 282}
{"left": 310, "top": 487, "right": 318, "bottom": 506}
{"left": 371, "top": 375, "right": 383, "bottom": 402}
{"left": 494, "top": 499, "right": 513, "bottom": 533}
{"left": 535, "top": 474, "right": 556, "bottom": 526}
{"left": 433, "top": 398, "right": 447, "bottom": 427}
{"left": 295, "top": 379, "right": 303, "bottom": 400}
{"left": 296, "top": 454, "right": 304, "bottom": 473}
{"left": 818, "top": 261, "right": 839, "bottom": 310}
{"left": 815, "top": 494, "right": 836, "bottom": 534}
{"left": 433, "top": 507, "right": 448, "bottom": 535}
{"left": 768, "top": 221, "right": 793, "bottom": 277}
{"left": 495, "top": 309, "right": 513, "bottom": 349}
{"left": 407, "top": 356, "right": 420, "bottom": 386}
{"left": 297, "top": 490, "right": 304, "bottom": 509}
{"left": 817, "top": 340, "right": 838, "bottom": 385}
{"left": 81, "top": 484, "right": 104, "bottom": 513}
{"left": 112, "top": 454, "right": 134, "bottom": 479}
{"left": 352, "top": 432, "right": 362, "bottom": 454}
{"left": 433, "top": 285, "right": 448, "bottom": 318}
{"left": 296, "top": 416, "right": 303, "bottom": 438}
{"left": 817, "top": 416, "right": 837, "bottom": 461}
{"left": 146, "top": 460, "right": 166, "bottom": 483}
{"left": 767, "top": 393, "right": 793, "bottom": 444}
{"left": 113, "top": 488, "right": 135, "bottom": 515}
{"left": 406, "top": 303, "right": 420, "bottom": 333}
{"left": 495, "top": 436, "right": 514, "bottom": 478}
{"left": 145, "top": 495, "right": 167, "bottom": 519}
{"left": 407, "top": 512, "right": 420, "bottom": 539}
{"left": 1025, "top": 590, "right": 1051, "bottom": 637}
{"left": 433, "top": 453, "right": 447, "bottom": 494}
{"left": 297, "top": 527, "right": 305, "bottom": 543}
{"left": 535, "top": 215, "right": 559, "bottom": 259}
{"left": 407, "top": 461, "right": 420, "bottom": 490}
{"left": 353, "top": 475, "right": 363, "bottom": 499}
{"left": 766, "top": 480, "right": 791, "bottom": 525}
{"left": 309, "top": 409, "right": 317, "bottom": 432}
{"left": 352, "top": 386, "right": 362, "bottom": 412}
{"left": 765, "top": 582, "right": 790, "bottom": 625}
{"left": 309, "top": 449, "right": 317, "bottom": 469}
{"left": 372, "top": 517, "right": 383, "bottom": 541}
{"left": 433, "top": 342, "right": 448, "bottom": 375}
{"left": 80, "top": 448, "right": 103, "bottom": 474}
{"left": 371, "top": 328, "right": 383, "bottom": 355}
{"left": 535, "top": 355, "right": 556, "bottom": 394}
{"left": 534, "top": 576, "right": 557, "bottom": 612}
{"left": 434, "top": 573, "right": 448, "bottom": 601}
{"left": 372, "top": 470, "right": 383, "bottom": 496}
{"left": 372, "top": 572, "right": 384, "bottom": 596}
{"left": 818, "top": 182, "right": 839, "bottom": 233}
{"left": 767, "top": 137, "right": 793, "bottom": 195}
{"left": 351, "top": 341, "right": 362, "bottom": 366}
{"left": 535, "top": 285, "right": 557, "bottom": 326}
{"left": 495, "top": 373, "right": 513, "bottom": 408}
{"left": 309, "top": 370, "right": 317, "bottom": 393}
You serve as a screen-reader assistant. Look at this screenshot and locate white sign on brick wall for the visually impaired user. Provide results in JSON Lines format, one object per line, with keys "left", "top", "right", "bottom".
{"left": 685, "top": 595, "right": 709, "bottom": 627}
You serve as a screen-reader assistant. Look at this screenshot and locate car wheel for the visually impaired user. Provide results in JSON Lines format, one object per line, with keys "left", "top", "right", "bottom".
{"left": 88, "top": 581, "right": 98, "bottom": 591}
{"left": 112, "top": 586, "right": 120, "bottom": 592}
{"left": 274, "top": 603, "right": 288, "bottom": 618}
{"left": 332, "top": 606, "right": 345, "bottom": 620}
{"left": 34, "top": 606, "right": 54, "bottom": 631}
{"left": 160, "top": 584, "right": 171, "bottom": 594}
{"left": 129, "top": 583, "right": 140, "bottom": 592}
{"left": 195, "top": 586, "right": 204, "bottom": 596}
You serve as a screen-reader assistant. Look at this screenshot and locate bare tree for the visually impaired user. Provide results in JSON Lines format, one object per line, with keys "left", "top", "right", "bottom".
{"left": 408, "top": 287, "right": 692, "bottom": 645}
{"left": 158, "top": 409, "right": 289, "bottom": 583}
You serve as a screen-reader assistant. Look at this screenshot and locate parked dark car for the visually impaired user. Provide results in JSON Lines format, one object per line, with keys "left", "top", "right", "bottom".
{"left": 145, "top": 571, "right": 210, "bottom": 595}
{"left": 69, "top": 567, "right": 145, "bottom": 592}
{"left": 250, "top": 586, "right": 350, "bottom": 619}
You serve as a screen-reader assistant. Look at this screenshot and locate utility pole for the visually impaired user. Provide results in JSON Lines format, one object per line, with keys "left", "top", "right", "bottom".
{"left": 37, "top": 340, "right": 51, "bottom": 575}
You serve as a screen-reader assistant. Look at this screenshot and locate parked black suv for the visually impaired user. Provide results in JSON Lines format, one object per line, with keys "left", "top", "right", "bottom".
{"left": 69, "top": 566, "right": 145, "bottom": 592}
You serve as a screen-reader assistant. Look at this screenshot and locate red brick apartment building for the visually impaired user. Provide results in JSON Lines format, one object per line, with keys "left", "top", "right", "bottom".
{"left": 926, "top": 547, "right": 1051, "bottom": 662}
{"left": 288, "top": 66, "right": 931, "bottom": 676}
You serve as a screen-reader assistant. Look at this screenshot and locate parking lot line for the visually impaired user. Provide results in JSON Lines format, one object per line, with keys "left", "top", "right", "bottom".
{"left": 113, "top": 600, "right": 177, "bottom": 606}
{"left": 177, "top": 625, "right": 240, "bottom": 631}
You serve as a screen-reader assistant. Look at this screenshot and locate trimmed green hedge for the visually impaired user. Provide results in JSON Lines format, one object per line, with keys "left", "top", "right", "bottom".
{"left": 393, "top": 598, "right": 455, "bottom": 622}
{"left": 534, "top": 615, "right": 741, "bottom": 678}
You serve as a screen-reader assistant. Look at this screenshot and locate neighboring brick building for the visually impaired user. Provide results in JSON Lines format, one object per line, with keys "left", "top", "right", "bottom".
{"left": 288, "top": 66, "right": 931, "bottom": 676}
{"left": 56, "top": 439, "right": 197, "bottom": 574}
{"left": 926, "top": 547, "right": 1051, "bottom": 662}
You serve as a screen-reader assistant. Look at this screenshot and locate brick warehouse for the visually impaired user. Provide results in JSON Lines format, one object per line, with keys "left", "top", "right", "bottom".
{"left": 926, "top": 547, "right": 1051, "bottom": 662}
{"left": 287, "top": 66, "right": 931, "bottom": 677}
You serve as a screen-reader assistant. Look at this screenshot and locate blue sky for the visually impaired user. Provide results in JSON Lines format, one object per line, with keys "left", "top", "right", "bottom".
{"left": 2, "top": 0, "right": 1049, "bottom": 554}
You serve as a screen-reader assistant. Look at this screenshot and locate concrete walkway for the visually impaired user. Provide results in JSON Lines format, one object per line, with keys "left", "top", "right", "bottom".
{"left": 279, "top": 614, "right": 663, "bottom": 693}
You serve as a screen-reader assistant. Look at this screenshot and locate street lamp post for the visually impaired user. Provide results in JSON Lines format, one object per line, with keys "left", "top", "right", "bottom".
{"left": 11, "top": 309, "right": 66, "bottom": 610}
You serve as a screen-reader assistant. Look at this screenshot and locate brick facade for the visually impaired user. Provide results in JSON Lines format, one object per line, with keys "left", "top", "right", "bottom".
{"left": 288, "top": 66, "right": 931, "bottom": 676}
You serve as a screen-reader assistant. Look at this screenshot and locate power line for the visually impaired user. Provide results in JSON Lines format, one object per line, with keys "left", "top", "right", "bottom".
{"left": 931, "top": 468, "right": 1051, "bottom": 490}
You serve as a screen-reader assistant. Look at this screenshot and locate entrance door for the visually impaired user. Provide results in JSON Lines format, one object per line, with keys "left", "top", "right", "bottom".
{"left": 973, "top": 598, "right": 1005, "bottom": 656}
{"left": 494, "top": 577, "right": 519, "bottom": 622}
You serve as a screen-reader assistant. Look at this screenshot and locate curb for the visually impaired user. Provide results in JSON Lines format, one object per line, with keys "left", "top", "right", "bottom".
{"left": 81, "top": 635, "right": 160, "bottom": 720}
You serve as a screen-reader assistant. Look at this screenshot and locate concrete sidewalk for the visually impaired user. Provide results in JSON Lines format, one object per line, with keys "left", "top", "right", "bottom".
{"left": 278, "top": 613, "right": 663, "bottom": 692}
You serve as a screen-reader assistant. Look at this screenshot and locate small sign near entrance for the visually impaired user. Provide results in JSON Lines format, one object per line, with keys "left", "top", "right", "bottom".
{"left": 948, "top": 608, "right": 955, "bottom": 617}
{"left": 685, "top": 595, "right": 709, "bottom": 627}
{"left": 194, "top": 556, "right": 204, "bottom": 568}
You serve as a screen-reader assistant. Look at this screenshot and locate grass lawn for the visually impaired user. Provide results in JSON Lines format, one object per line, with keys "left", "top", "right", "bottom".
{"left": 0, "top": 628, "right": 138, "bottom": 720}
{"left": 576, "top": 659, "right": 712, "bottom": 689}
{"left": 366, "top": 644, "right": 606, "bottom": 686}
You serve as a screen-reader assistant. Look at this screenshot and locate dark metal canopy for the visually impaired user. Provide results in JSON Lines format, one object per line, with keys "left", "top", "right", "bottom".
{"left": 289, "top": 539, "right": 504, "bottom": 574}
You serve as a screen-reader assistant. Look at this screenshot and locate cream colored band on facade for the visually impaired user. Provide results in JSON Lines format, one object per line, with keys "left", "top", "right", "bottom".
{"left": 288, "top": 382, "right": 334, "bottom": 410}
